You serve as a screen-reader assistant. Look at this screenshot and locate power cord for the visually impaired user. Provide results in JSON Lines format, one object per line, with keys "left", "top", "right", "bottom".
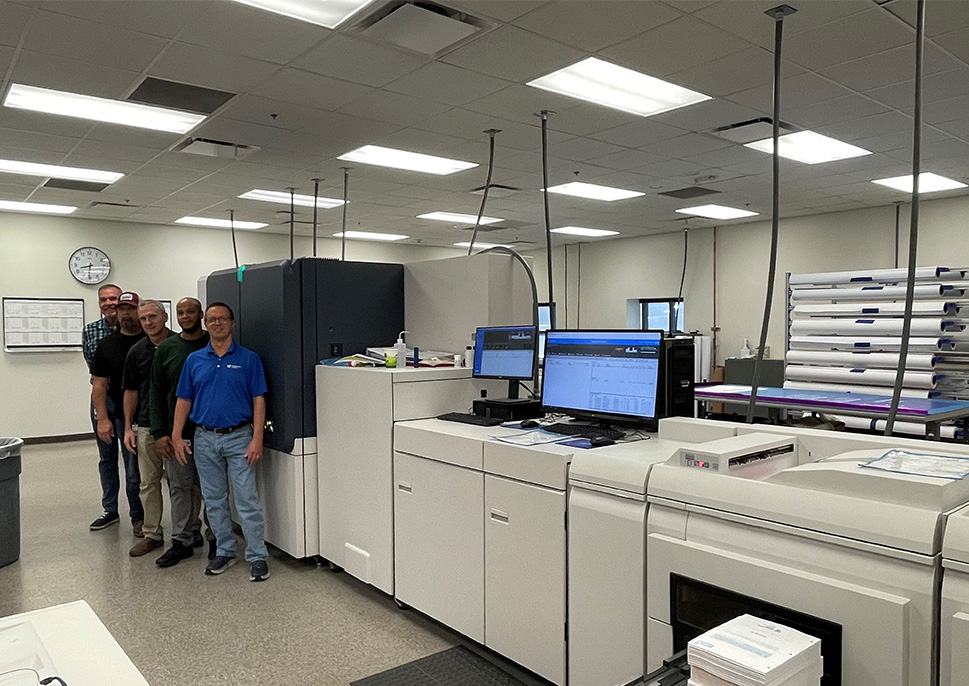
{"left": 517, "top": 381, "right": 538, "bottom": 399}
{"left": 0, "top": 667, "right": 68, "bottom": 685}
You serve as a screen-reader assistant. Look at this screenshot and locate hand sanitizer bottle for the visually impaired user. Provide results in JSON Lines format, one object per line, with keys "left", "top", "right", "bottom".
{"left": 394, "top": 331, "right": 408, "bottom": 368}
{"left": 741, "top": 338, "right": 751, "bottom": 359}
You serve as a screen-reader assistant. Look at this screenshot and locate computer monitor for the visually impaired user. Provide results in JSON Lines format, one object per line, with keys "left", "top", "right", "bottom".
{"left": 541, "top": 329, "right": 662, "bottom": 425}
{"left": 537, "top": 302, "right": 555, "bottom": 362}
{"left": 472, "top": 325, "right": 538, "bottom": 400}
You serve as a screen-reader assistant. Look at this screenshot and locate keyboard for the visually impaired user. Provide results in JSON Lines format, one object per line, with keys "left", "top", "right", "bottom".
{"left": 437, "top": 412, "right": 505, "bottom": 427}
{"left": 542, "top": 422, "right": 624, "bottom": 441}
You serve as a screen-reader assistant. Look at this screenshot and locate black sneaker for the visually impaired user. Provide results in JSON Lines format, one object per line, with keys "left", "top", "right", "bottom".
{"left": 204, "top": 555, "right": 236, "bottom": 575}
{"left": 208, "top": 539, "right": 217, "bottom": 560}
{"left": 90, "top": 512, "right": 120, "bottom": 530}
{"left": 249, "top": 560, "right": 270, "bottom": 582}
{"left": 156, "top": 541, "right": 194, "bottom": 568}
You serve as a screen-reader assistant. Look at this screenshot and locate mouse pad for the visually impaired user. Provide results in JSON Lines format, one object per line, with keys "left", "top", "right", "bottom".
{"left": 560, "top": 438, "right": 593, "bottom": 449}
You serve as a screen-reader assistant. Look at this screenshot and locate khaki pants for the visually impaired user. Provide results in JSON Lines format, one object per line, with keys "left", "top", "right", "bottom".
{"left": 137, "top": 427, "right": 164, "bottom": 541}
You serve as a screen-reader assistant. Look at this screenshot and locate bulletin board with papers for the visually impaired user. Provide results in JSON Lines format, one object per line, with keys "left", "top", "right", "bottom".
{"left": 3, "top": 297, "right": 85, "bottom": 352}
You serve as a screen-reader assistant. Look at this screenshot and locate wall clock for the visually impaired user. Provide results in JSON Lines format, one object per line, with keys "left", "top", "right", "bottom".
{"left": 69, "top": 246, "right": 112, "bottom": 285}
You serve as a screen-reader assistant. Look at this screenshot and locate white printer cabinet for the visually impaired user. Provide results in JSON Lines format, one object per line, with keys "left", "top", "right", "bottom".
{"left": 316, "top": 365, "right": 493, "bottom": 594}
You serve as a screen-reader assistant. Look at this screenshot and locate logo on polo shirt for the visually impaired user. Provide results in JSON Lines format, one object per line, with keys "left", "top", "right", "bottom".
{"left": 227, "top": 364, "right": 242, "bottom": 369}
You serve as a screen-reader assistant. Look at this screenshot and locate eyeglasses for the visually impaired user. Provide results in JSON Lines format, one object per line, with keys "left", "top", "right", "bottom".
{"left": 204, "top": 316, "right": 231, "bottom": 325}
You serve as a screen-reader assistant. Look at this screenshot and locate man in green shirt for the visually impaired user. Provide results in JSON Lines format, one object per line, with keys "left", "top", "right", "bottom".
{"left": 149, "top": 297, "right": 212, "bottom": 567}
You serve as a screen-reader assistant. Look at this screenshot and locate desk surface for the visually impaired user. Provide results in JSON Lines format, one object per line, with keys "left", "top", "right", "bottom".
{"left": 0, "top": 601, "right": 149, "bottom": 686}
{"left": 696, "top": 384, "right": 969, "bottom": 422}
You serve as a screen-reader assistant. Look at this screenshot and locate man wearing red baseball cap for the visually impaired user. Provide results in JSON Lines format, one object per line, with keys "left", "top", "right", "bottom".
{"left": 90, "top": 291, "right": 146, "bottom": 533}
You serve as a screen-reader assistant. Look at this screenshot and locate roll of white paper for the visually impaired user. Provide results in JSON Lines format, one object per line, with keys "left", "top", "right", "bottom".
{"left": 785, "top": 350, "right": 938, "bottom": 370}
{"left": 788, "top": 266, "right": 962, "bottom": 286}
{"left": 790, "top": 319, "right": 960, "bottom": 336}
{"left": 785, "top": 364, "right": 938, "bottom": 389}
{"left": 783, "top": 380, "right": 933, "bottom": 398}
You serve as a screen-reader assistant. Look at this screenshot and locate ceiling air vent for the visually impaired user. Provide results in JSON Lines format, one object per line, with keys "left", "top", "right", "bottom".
{"left": 710, "top": 117, "right": 796, "bottom": 144}
{"left": 171, "top": 137, "right": 258, "bottom": 159}
{"left": 469, "top": 183, "right": 523, "bottom": 198}
{"left": 659, "top": 186, "right": 721, "bottom": 200}
{"left": 44, "top": 178, "right": 110, "bottom": 193}
{"left": 355, "top": 2, "right": 489, "bottom": 56}
{"left": 88, "top": 201, "right": 138, "bottom": 209}
{"left": 128, "top": 77, "right": 235, "bottom": 115}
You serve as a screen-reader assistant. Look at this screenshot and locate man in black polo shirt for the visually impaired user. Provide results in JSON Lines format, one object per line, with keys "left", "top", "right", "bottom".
{"left": 90, "top": 291, "right": 146, "bottom": 533}
{"left": 122, "top": 300, "right": 174, "bottom": 556}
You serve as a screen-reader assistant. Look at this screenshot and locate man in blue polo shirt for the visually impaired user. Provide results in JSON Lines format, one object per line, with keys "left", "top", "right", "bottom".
{"left": 172, "top": 302, "right": 270, "bottom": 582}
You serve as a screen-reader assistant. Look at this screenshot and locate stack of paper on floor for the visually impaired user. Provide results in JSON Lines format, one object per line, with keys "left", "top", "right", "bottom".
{"left": 687, "top": 614, "right": 823, "bottom": 686}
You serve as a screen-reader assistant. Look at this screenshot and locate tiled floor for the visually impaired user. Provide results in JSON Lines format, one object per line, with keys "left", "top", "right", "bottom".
{"left": 352, "top": 645, "right": 537, "bottom": 686}
{"left": 0, "top": 441, "right": 459, "bottom": 685}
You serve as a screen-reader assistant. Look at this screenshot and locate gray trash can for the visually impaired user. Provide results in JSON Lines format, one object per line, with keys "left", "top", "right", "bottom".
{"left": 0, "top": 438, "right": 23, "bottom": 568}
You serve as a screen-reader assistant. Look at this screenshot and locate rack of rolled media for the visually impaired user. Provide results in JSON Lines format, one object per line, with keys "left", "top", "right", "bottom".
{"left": 786, "top": 266, "right": 969, "bottom": 439}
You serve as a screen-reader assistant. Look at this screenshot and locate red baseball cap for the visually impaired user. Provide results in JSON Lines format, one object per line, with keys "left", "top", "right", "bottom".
{"left": 117, "top": 291, "right": 140, "bottom": 308}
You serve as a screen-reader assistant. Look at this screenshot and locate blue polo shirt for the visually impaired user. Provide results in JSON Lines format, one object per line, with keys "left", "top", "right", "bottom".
{"left": 176, "top": 340, "right": 268, "bottom": 430}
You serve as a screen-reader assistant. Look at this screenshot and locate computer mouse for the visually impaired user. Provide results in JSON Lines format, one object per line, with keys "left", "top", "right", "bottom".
{"left": 520, "top": 419, "right": 540, "bottom": 429}
{"left": 589, "top": 435, "right": 616, "bottom": 448}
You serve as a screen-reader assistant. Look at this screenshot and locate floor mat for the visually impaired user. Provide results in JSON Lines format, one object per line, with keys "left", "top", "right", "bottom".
{"left": 351, "top": 645, "right": 533, "bottom": 686}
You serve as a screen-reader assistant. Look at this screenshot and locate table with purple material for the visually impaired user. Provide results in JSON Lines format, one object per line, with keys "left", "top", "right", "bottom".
{"left": 694, "top": 384, "right": 969, "bottom": 441}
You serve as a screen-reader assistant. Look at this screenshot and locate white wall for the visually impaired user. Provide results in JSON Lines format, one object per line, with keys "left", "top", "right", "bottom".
{"left": 528, "top": 194, "right": 969, "bottom": 374}
{"left": 0, "top": 211, "right": 460, "bottom": 439}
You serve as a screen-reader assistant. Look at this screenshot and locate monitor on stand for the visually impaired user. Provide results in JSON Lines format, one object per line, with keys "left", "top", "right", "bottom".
{"left": 472, "top": 325, "right": 538, "bottom": 401}
{"left": 541, "top": 329, "right": 663, "bottom": 431}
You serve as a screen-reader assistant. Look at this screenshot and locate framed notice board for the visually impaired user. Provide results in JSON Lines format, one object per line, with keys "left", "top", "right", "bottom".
{"left": 3, "top": 297, "right": 85, "bottom": 352}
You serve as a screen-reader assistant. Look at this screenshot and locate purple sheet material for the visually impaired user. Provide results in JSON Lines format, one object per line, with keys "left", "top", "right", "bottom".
{"left": 695, "top": 384, "right": 969, "bottom": 418}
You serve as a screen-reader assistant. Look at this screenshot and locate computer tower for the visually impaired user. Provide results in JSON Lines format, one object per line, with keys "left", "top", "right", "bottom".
{"left": 657, "top": 336, "right": 696, "bottom": 419}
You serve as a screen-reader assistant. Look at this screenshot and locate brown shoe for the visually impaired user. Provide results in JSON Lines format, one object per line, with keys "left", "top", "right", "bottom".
{"left": 129, "top": 538, "right": 163, "bottom": 557}
{"left": 133, "top": 521, "right": 144, "bottom": 538}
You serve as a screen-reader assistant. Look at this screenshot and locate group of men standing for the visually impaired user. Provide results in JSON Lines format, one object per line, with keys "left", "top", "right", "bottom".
{"left": 82, "top": 284, "right": 272, "bottom": 582}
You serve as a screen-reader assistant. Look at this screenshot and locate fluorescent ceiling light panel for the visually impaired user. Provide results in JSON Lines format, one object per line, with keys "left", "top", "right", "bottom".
{"left": 4, "top": 84, "right": 206, "bottom": 134}
{"left": 175, "top": 216, "right": 267, "bottom": 230}
{"left": 550, "top": 226, "right": 619, "bottom": 237}
{"left": 454, "top": 242, "right": 510, "bottom": 250}
{"left": 228, "top": 0, "right": 378, "bottom": 28}
{"left": 0, "top": 159, "right": 123, "bottom": 184}
{"left": 0, "top": 200, "right": 76, "bottom": 214}
{"left": 240, "top": 189, "right": 344, "bottom": 208}
{"left": 338, "top": 145, "right": 478, "bottom": 175}
{"left": 872, "top": 172, "right": 968, "bottom": 193}
{"left": 675, "top": 204, "right": 759, "bottom": 220}
{"left": 545, "top": 181, "right": 644, "bottom": 202}
{"left": 745, "top": 130, "right": 872, "bottom": 164}
{"left": 419, "top": 211, "right": 502, "bottom": 225}
{"left": 527, "top": 56, "right": 711, "bottom": 118}
{"left": 334, "top": 230, "right": 409, "bottom": 241}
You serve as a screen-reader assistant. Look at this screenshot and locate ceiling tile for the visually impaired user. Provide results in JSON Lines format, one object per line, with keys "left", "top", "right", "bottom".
{"left": 783, "top": 9, "right": 916, "bottom": 71}
{"left": 193, "top": 117, "right": 290, "bottom": 148}
{"left": 68, "top": 139, "right": 161, "bottom": 163}
{"left": 725, "top": 72, "right": 853, "bottom": 114}
{"left": 11, "top": 49, "right": 141, "bottom": 98}
{"left": 149, "top": 42, "right": 280, "bottom": 93}
{"left": 220, "top": 95, "right": 328, "bottom": 132}
{"left": 0, "top": 1, "right": 34, "bottom": 47}
{"left": 668, "top": 48, "right": 804, "bottom": 98}
{"left": 588, "top": 119, "right": 688, "bottom": 148}
{"left": 250, "top": 68, "right": 372, "bottom": 111}
{"left": 548, "top": 136, "right": 626, "bottom": 162}
{"left": 410, "top": 108, "right": 520, "bottom": 141}
{"left": 40, "top": 0, "right": 210, "bottom": 39}
{"left": 452, "top": 1, "right": 549, "bottom": 22}
{"left": 268, "top": 115, "right": 400, "bottom": 153}
{"left": 513, "top": 1, "right": 680, "bottom": 52}
{"left": 583, "top": 149, "right": 669, "bottom": 171}
{"left": 822, "top": 111, "right": 913, "bottom": 142}
{"left": 660, "top": 0, "right": 717, "bottom": 12}
{"left": 440, "top": 25, "right": 585, "bottom": 82}
{"left": 543, "top": 104, "right": 639, "bottom": 138}
{"left": 293, "top": 34, "right": 428, "bottom": 88}
{"left": 819, "top": 42, "right": 959, "bottom": 93}
{"left": 864, "top": 67, "right": 969, "bottom": 109}
{"left": 640, "top": 132, "right": 732, "bottom": 158}
{"left": 24, "top": 10, "right": 169, "bottom": 72}
{"left": 933, "top": 27, "right": 969, "bottom": 64}
{"left": 885, "top": 0, "right": 969, "bottom": 38}
{"left": 599, "top": 15, "right": 752, "bottom": 78}
{"left": 462, "top": 84, "right": 582, "bottom": 121}
{"left": 384, "top": 62, "right": 512, "bottom": 107}
{"left": 176, "top": 2, "right": 327, "bottom": 64}
{"left": 923, "top": 94, "right": 969, "bottom": 125}
{"left": 82, "top": 124, "right": 181, "bottom": 150}
{"left": 337, "top": 89, "right": 451, "bottom": 127}
{"left": 651, "top": 98, "right": 768, "bottom": 134}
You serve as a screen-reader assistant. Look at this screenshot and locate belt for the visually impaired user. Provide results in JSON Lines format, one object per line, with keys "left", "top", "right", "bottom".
{"left": 199, "top": 421, "right": 252, "bottom": 435}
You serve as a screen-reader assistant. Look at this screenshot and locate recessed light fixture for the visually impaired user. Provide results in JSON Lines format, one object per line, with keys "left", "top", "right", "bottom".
{"left": 527, "top": 56, "right": 711, "bottom": 118}
{"left": 175, "top": 216, "right": 267, "bottom": 230}
{"left": 338, "top": 145, "right": 478, "bottom": 175}
{"left": 675, "top": 204, "right": 759, "bottom": 220}
{"left": 334, "top": 230, "right": 409, "bottom": 241}
{"left": 545, "top": 181, "right": 644, "bottom": 202}
{"left": 454, "top": 241, "right": 511, "bottom": 250}
{"left": 228, "top": 0, "right": 378, "bottom": 28}
{"left": 550, "top": 226, "right": 619, "bottom": 237}
{"left": 872, "top": 172, "right": 968, "bottom": 193}
{"left": 0, "top": 200, "right": 76, "bottom": 214}
{"left": 745, "top": 131, "right": 871, "bottom": 164}
{"left": 419, "top": 211, "right": 502, "bottom": 224}
{"left": 0, "top": 159, "right": 123, "bottom": 184}
{"left": 239, "top": 189, "right": 344, "bottom": 209}
{"left": 3, "top": 84, "right": 207, "bottom": 134}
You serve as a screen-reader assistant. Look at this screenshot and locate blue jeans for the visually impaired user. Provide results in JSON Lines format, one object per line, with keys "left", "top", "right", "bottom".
{"left": 91, "top": 400, "right": 143, "bottom": 523}
{"left": 194, "top": 425, "right": 267, "bottom": 563}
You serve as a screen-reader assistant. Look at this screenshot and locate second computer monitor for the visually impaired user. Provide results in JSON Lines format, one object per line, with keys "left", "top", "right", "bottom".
{"left": 473, "top": 325, "right": 538, "bottom": 381}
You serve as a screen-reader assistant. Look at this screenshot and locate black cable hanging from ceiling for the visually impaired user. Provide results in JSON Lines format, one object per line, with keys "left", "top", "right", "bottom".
{"left": 312, "top": 177, "right": 321, "bottom": 258}
{"left": 467, "top": 129, "right": 500, "bottom": 256}
{"left": 537, "top": 110, "right": 555, "bottom": 306}
{"left": 676, "top": 227, "right": 688, "bottom": 329}
{"left": 341, "top": 167, "right": 350, "bottom": 262}
{"left": 885, "top": 0, "right": 926, "bottom": 436}
{"left": 287, "top": 187, "right": 296, "bottom": 260}
{"left": 747, "top": 3, "right": 797, "bottom": 424}
{"left": 229, "top": 208, "right": 239, "bottom": 269}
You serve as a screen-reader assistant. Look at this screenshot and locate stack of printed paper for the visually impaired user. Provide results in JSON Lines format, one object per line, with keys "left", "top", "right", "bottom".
{"left": 687, "top": 614, "right": 823, "bottom": 686}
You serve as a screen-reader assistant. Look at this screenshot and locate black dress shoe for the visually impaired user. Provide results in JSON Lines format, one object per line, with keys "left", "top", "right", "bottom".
{"left": 155, "top": 541, "right": 194, "bottom": 568}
